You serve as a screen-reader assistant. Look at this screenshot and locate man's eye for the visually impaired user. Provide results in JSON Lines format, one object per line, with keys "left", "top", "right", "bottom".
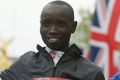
{"left": 58, "top": 21, "right": 66, "bottom": 27}
{"left": 41, "top": 23, "right": 50, "bottom": 27}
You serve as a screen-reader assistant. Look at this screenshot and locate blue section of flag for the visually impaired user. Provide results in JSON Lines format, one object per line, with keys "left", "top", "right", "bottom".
{"left": 90, "top": 45, "right": 100, "bottom": 62}
{"left": 105, "top": 0, "right": 109, "bottom": 7}
{"left": 92, "top": 10, "right": 100, "bottom": 28}
{"left": 111, "top": 72, "right": 120, "bottom": 80}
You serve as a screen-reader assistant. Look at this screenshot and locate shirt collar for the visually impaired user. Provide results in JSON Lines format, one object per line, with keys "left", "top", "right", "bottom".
{"left": 37, "top": 44, "right": 83, "bottom": 57}
{"left": 45, "top": 46, "right": 64, "bottom": 55}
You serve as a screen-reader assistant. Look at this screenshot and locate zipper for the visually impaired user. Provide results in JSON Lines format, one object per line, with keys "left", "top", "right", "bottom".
{"left": 48, "top": 53, "right": 56, "bottom": 77}
{"left": 52, "top": 52, "right": 67, "bottom": 77}
{"left": 53, "top": 66, "right": 56, "bottom": 77}
{"left": 44, "top": 51, "right": 56, "bottom": 77}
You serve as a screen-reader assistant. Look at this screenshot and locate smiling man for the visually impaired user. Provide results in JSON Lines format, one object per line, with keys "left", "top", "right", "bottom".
{"left": 40, "top": 1, "right": 76, "bottom": 51}
{"left": 0, "top": 0, "right": 105, "bottom": 80}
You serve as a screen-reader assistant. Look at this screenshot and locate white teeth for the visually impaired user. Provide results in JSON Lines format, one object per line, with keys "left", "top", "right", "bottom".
{"left": 48, "top": 38, "right": 58, "bottom": 43}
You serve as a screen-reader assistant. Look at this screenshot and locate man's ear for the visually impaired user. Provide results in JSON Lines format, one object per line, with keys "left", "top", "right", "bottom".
{"left": 71, "top": 21, "right": 77, "bottom": 33}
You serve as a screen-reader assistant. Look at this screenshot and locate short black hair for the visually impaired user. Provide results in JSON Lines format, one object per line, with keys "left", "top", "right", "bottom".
{"left": 46, "top": 0, "right": 74, "bottom": 21}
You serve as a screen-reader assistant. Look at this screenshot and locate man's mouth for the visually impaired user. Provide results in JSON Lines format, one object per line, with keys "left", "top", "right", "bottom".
{"left": 48, "top": 38, "right": 59, "bottom": 43}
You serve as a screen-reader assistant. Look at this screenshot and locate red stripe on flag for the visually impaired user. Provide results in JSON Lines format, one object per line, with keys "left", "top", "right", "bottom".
{"left": 107, "top": 0, "right": 120, "bottom": 77}
{"left": 91, "top": 31, "right": 107, "bottom": 42}
{"left": 91, "top": 0, "right": 120, "bottom": 78}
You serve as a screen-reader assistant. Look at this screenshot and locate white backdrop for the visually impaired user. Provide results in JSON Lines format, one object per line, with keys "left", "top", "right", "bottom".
{"left": 0, "top": 0, "right": 95, "bottom": 58}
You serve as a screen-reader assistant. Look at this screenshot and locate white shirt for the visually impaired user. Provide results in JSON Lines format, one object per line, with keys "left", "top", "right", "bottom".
{"left": 45, "top": 46, "right": 64, "bottom": 66}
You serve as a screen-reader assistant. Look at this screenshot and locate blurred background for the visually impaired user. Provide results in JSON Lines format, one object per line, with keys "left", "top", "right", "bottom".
{"left": 0, "top": 0, "right": 120, "bottom": 80}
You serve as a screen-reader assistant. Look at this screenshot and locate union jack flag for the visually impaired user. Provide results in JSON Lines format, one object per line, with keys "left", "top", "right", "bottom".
{"left": 89, "top": 0, "right": 120, "bottom": 79}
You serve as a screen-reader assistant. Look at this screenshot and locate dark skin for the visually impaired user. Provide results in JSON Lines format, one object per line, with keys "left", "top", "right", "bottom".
{"left": 40, "top": 4, "right": 77, "bottom": 51}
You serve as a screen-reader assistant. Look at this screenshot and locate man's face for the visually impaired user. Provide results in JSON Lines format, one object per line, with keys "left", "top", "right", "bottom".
{"left": 40, "top": 4, "right": 76, "bottom": 51}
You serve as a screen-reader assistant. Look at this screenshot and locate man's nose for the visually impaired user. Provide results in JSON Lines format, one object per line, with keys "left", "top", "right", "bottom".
{"left": 49, "top": 25, "right": 58, "bottom": 33}
{"left": 49, "top": 25, "right": 58, "bottom": 35}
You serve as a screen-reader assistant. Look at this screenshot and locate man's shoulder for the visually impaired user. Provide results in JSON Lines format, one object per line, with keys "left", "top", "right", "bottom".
{"left": 75, "top": 57, "right": 105, "bottom": 79}
{"left": 18, "top": 51, "right": 37, "bottom": 65}
{"left": 78, "top": 56, "right": 102, "bottom": 72}
{"left": 18, "top": 45, "right": 46, "bottom": 65}
{"left": 20, "top": 51, "right": 36, "bottom": 59}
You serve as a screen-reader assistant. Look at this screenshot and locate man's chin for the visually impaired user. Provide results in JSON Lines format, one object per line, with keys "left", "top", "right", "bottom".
{"left": 48, "top": 44, "right": 62, "bottom": 51}
{"left": 49, "top": 46, "right": 60, "bottom": 50}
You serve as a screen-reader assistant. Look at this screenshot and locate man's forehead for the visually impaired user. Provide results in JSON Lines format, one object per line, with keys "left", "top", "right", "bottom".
{"left": 41, "top": 4, "right": 72, "bottom": 18}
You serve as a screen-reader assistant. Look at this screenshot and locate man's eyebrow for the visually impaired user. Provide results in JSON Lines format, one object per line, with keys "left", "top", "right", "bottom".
{"left": 40, "top": 20, "right": 51, "bottom": 25}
